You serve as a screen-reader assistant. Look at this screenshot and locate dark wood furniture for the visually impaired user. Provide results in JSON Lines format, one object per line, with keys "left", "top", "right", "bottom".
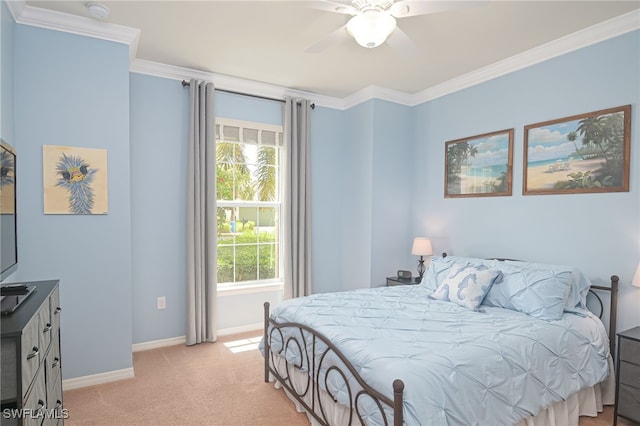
{"left": 386, "top": 276, "right": 420, "bottom": 286}
{"left": 1, "top": 280, "right": 63, "bottom": 425}
{"left": 614, "top": 326, "right": 640, "bottom": 426}
{"left": 263, "top": 275, "right": 619, "bottom": 426}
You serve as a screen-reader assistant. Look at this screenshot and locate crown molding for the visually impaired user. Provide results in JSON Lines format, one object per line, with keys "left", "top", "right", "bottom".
{"left": 412, "top": 8, "right": 640, "bottom": 105}
{"left": 130, "top": 59, "right": 347, "bottom": 109}
{"left": 7, "top": 1, "right": 639, "bottom": 110}
{"left": 7, "top": 0, "right": 140, "bottom": 63}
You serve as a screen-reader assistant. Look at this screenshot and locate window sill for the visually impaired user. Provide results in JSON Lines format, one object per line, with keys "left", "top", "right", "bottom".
{"left": 217, "top": 281, "right": 284, "bottom": 297}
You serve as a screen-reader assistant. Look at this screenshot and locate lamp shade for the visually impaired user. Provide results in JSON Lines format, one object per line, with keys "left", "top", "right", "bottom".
{"left": 346, "top": 10, "right": 396, "bottom": 48}
{"left": 411, "top": 237, "right": 433, "bottom": 256}
{"left": 633, "top": 262, "right": 640, "bottom": 287}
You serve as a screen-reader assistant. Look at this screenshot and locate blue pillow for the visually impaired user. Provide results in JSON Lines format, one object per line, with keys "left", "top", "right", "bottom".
{"left": 482, "top": 265, "right": 573, "bottom": 320}
{"left": 421, "top": 255, "right": 499, "bottom": 292}
{"left": 504, "top": 260, "right": 592, "bottom": 310}
{"left": 429, "top": 263, "right": 502, "bottom": 311}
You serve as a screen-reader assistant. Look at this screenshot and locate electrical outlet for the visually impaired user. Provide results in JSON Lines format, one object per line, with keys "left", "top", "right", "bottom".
{"left": 157, "top": 296, "right": 166, "bottom": 310}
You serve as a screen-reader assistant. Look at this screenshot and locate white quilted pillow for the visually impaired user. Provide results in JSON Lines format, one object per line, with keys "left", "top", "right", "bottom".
{"left": 429, "top": 263, "right": 502, "bottom": 311}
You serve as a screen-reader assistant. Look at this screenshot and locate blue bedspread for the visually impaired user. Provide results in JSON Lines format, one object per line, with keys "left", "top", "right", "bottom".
{"left": 263, "top": 284, "right": 610, "bottom": 426}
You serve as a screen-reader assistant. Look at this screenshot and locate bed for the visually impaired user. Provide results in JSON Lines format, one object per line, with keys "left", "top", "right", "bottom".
{"left": 261, "top": 255, "right": 619, "bottom": 426}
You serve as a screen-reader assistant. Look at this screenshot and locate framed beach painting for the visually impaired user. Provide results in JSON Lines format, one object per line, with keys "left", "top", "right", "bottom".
{"left": 523, "top": 105, "right": 631, "bottom": 195}
{"left": 445, "top": 129, "right": 514, "bottom": 198}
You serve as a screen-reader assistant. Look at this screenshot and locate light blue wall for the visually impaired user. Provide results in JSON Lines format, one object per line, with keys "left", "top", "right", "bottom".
{"left": 313, "top": 100, "right": 415, "bottom": 292}
{"left": 130, "top": 73, "right": 188, "bottom": 343}
{"left": 342, "top": 102, "right": 374, "bottom": 289}
{"left": 309, "top": 106, "right": 345, "bottom": 293}
{"left": 0, "top": 0, "right": 14, "bottom": 144}
{"left": 129, "top": 79, "right": 286, "bottom": 342}
{"left": 14, "top": 25, "right": 132, "bottom": 379}
{"left": 370, "top": 100, "right": 414, "bottom": 284}
{"left": 412, "top": 30, "right": 640, "bottom": 332}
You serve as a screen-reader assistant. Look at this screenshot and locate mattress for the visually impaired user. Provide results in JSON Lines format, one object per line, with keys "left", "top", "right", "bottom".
{"left": 262, "top": 284, "right": 612, "bottom": 426}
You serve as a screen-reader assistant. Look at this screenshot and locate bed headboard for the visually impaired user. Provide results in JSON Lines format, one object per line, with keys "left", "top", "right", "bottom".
{"left": 589, "top": 276, "right": 619, "bottom": 355}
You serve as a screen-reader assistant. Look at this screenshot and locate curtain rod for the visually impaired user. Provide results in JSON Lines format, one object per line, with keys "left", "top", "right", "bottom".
{"left": 181, "top": 80, "right": 315, "bottom": 109}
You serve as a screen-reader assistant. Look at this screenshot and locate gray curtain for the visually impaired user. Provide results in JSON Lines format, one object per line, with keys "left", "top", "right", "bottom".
{"left": 186, "top": 79, "right": 217, "bottom": 345}
{"left": 283, "top": 98, "right": 312, "bottom": 299}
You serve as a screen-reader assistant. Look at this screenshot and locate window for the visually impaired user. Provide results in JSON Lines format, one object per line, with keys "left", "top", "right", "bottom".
{"left": 216, "top": 118, "right": 284, "bottom": 288}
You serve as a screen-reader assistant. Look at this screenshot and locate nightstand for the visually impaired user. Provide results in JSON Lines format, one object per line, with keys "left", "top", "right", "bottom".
{"left": 614, "top": 326, "right": 640, "bottom": 426}
{"left": 386, "top": 276, "right": 420, "bottom": 286}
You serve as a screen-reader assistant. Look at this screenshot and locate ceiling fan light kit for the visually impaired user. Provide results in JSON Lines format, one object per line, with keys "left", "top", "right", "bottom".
{"left": 308, "top": 0, "right": 487, "bottom": 53}
{"left": 347, "top": 10, "right": 397, "bottom": 48}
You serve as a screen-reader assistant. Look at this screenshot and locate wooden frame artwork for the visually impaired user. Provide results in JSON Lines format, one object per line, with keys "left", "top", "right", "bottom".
{"left": 445, "top": 129, "right": 514, "bottom": 198}
{"left": 523, "top": 105, "right": 631, "bottom": 195}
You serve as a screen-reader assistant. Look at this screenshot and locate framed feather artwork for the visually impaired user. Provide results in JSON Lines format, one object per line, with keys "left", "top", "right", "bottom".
{"left": 43, "top": 145, "right": 108, "bottom": 214}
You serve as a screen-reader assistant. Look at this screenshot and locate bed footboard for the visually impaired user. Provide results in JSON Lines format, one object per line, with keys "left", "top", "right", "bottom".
{"left": 263, "top": 302, "right": 404, "bottom": 426}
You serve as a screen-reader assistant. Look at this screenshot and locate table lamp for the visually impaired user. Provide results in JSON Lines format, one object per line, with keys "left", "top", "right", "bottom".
{"left": 411, "top": 237, "right": 433, "bottom": 281}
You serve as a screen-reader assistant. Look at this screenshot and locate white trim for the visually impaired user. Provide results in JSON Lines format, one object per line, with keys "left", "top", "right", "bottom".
{"left": 8, "top": 0, "right": 140, "bottom": 63}
{"left": 412, "top": 9, "right": 640, "bottom": 105}
{"left": 132, "top": 336, "right": 186, "bottom": 353}
{"left": 7, "top": 1, "right": 639, "bottom": 109}
{"left": 218, "top": 282, "right": 284, "bottom": 297}
{"left": 62, "top": 367, "right": 135, "bottom": 391}
{"left": 130, "top": 59, "right": 346, "bottom": 110}
{"left": 131, "top": 324, "right": 263, "bottom": 353}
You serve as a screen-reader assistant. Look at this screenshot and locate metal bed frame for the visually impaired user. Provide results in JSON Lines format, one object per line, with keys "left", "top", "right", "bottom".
{"left": 263, "top": 274, "right": 619, "bottom": 426}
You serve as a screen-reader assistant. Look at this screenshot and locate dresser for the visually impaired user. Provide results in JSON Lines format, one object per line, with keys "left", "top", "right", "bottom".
{"left": 614, "top": 326, "right": 640, "bottom": 426}
{"left": 1, "top": 280, "right": 64, "bottom": 425}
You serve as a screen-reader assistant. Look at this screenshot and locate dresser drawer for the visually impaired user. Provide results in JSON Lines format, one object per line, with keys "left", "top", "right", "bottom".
{"left": 21, "top": 316, "right": 41, "bottom": 399}
{"left": 38, "top": 301, "right": 53, "bottom": 354}
{"left": 46, "top": 332, "right": 62, "bottom": 389}
{"left": 618, "top": 383, "right": 640, "bottom": 422}
{"left": 23, "top": 367, "right": 47, "bottom": 426}
{"left": 620, "top": 360, "right": 640, "bottom": 388}
{"left": 50, "top": 287, "right": 61, "bottom": 332}
{"left": 619, "top": 337, "right": 640, "bottom": 364}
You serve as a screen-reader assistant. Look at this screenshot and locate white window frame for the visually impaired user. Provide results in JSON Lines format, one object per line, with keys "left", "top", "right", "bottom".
{"left": 215, "top": 118, "right": 285, "bottom": 294}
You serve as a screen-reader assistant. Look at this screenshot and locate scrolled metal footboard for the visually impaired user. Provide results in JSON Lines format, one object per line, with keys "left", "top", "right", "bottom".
{"left": 263, "top": 302, "right": 404, "bottom": 426}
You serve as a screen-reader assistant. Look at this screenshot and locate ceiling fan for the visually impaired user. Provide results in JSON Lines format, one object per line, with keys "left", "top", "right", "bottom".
{"left": 306, "top": 0, "right": 486, "bottom": 54}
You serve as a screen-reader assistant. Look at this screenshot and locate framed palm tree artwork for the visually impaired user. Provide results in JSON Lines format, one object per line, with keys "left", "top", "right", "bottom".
{"left": 523, "top": 105, "right": 631, "bottom": 195}
{"left": 43, "top": 145, "right": 108, "bottom": 214}
{"left": 445, "top": 129, "right": 514, "bottom": 198}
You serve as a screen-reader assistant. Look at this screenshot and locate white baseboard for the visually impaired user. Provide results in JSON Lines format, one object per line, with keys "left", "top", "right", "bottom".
{"left": 131, "top": 323, "right": 263, "bottom": 352}
{"left": 132, "top": 336, "right": 186, "bottom": 352}
{"left": 62, "top": 367, "right": 135, "bottom": 391}
{"left": 63, "top": 325, "right": 265, "bottom": 391}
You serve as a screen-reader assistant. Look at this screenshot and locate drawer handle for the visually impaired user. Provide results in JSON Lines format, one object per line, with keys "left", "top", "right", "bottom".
{"left": 27, "top": 346, "right": 39, "bottom": 360}
{"left": 55, "top": 400, "right": 62, "bottom": 409}
{"left": 55, "top": 307, "right": 62, "bottom": 315}
{"left": 37, "top": 399, "right": 46, "bottom": 410}
{"left": 52, "top": 357, "right": 60, "bottom": 368}
{"left": 43, "top": 323, "right": 52, "bottom": 333}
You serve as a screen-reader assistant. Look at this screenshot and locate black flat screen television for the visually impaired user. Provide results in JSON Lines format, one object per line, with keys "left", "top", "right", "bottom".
{"left": 0, "top": 140, "right": 17, "bottom": 280}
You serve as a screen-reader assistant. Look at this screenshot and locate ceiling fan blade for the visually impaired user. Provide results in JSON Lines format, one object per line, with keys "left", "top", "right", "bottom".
{"left": 386, "top": 27, "right": 420, "bottom": 57}
{"left": 390, "top": 0, "right": 487, "bottom": 18}
{"left": 305, "top": 24, "right": 350, "bottom": 53}
{"left": 308, "top": 1, "right": 360, "bottom": 16}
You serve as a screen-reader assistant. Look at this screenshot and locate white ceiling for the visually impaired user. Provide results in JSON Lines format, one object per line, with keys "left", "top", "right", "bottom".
{"left": 20, "top": 1, "right": 640, "bottom": 99}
